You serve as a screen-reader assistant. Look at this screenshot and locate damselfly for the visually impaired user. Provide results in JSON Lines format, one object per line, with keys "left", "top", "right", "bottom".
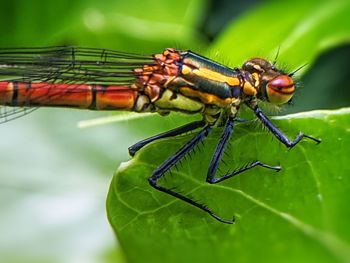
{"left": 0, "top": 46, "right": 321, "bottom": 224}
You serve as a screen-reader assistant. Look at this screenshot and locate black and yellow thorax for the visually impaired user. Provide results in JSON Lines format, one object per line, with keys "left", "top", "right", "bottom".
{"left": 132, "top": 48, "right": 295, "bottom": 124}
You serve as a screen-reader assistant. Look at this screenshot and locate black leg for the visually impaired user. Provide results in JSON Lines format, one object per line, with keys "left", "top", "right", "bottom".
{"left": 254, "top": 106, "right": 321, "bottom": 148}
{"left": 128, "top": 120, "right": 205, "bottom": 156}
{"left": 206, "top": 118, "right": 281, "bottom": 184}
{"left": 148, "top": 125, "right": 234, "bottom": 224}
{"left": 208, "top": 161, "right": 281, "bottom": 184}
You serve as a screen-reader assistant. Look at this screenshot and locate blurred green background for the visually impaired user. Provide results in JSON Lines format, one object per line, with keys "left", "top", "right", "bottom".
{"left": 0, "top": 0, "right": 349, "bottom": 263}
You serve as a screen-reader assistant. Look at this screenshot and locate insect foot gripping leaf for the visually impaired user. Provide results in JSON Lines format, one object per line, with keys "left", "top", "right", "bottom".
{"left": 107, "top": 108, "right": 350, "bottom": 263}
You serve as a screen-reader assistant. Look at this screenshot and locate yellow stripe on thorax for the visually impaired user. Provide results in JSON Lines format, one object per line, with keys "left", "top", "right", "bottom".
{"left": 182, "top": 65, "right": 240, "bottom": 86}
{"left": 243, "top": 82, "right": 257, "bottom": 96}
{"left": 179, "top": 86, "right": 238, "bottom": 107}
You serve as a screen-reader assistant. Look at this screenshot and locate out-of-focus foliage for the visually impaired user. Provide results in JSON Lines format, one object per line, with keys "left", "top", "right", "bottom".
{"left": 0, "top": 0, "right": 208, "bottom": 51}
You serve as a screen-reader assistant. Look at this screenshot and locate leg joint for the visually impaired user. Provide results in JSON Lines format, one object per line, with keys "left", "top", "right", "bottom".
{"left": 206, "top": 177, "right": 217, "bottom": 184}
{"left": 148, "top": 177, "right": 157, "bottom": 186}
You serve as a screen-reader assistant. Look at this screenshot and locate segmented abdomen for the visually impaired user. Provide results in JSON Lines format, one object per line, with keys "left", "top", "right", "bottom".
{"left": 0, "top": 81, "right": 138, "bottom": 110}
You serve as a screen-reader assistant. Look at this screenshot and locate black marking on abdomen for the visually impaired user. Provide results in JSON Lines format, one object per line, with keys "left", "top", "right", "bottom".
{"left": 11, "top": 82, "right": 18, "bottom": 106}
{"left": 89, "top": 84, "right": 97, "bottom": 109}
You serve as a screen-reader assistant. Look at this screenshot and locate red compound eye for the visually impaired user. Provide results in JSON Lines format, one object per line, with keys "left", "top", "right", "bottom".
{"left": 266, "top": 75, "right": 295, "bottom": 104}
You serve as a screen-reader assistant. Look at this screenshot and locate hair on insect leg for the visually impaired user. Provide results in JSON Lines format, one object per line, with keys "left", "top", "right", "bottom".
{"left": 223, "top": 149, "right": 231, "bottom": 158}
{"left": 194, "top": 142, "right": 203, "bottom": 153}
{"left": 168, "top": 186, "right": 178, "bottom": 192}
{"left": 220, "top": 158, "right": 228, "bottom": 167}
{"left": 177, "top": 158, "right": 184, "bottom": 168}
{"left": 187, "top": 150, "right": 192, "bottom": 160}
{"left": 192, "top": 145, "right": 196, "bottom": 155}
{"left": 216, "top": 166, "right": 223, "bottom": 176}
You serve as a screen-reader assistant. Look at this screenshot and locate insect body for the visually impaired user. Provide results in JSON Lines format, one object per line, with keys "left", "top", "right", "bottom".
{"left": 0, "top": 47, "right": 320, "bottom": 223}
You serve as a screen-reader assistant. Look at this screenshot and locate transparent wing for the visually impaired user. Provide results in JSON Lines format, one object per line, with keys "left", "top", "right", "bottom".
{"left": 0, "top": 46, "right": 155, "bottom": 123}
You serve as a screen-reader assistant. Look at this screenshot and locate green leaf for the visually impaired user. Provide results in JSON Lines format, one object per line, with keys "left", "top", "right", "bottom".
{"left": 0, "top": 0, "right": 209, "bottom": 50}
{"left": 209, "top": 0, "right": 350, "bottom": 71}
{"left": 107, "top": 108, "right": 350, "bottom": 263}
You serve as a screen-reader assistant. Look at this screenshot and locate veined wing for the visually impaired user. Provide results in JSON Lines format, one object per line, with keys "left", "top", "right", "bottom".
{"left": 0, "top": 46, "right": 155, "bottom": 123}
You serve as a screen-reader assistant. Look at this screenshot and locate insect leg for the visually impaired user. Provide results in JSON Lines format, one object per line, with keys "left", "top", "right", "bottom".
{"left": 128, "top": 120, "right": 205, "bottom": 156}
{"left": 206, "top": 118, "right": 280, "bottom": 184}
{"left": 253, "top": 106, "right": 321, "bottom": 148}
{"left": 148, "top": 125, "right": 234, "bottom": 224}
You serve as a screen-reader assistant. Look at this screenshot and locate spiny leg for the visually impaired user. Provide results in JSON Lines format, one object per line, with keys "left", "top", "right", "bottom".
{"left": 148, "top": 125, "right": 234, "bottom": 224}
{"left": 206, "top": 117, "right": 280, "bottom": 184}
{"left": 253, "top": 106, "right": 321, "bottom": 148}
{"left": 128, "top": 120, "right": 205, "bottom": 156}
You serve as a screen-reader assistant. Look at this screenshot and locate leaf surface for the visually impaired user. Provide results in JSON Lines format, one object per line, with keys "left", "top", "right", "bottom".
{"left": 108, "top": 108, "right": 350, "bottom": 263}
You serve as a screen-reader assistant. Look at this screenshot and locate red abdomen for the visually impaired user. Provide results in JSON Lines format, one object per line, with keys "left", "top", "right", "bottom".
{"left": 0, "top": 81, "right": 138, "bottom": 110}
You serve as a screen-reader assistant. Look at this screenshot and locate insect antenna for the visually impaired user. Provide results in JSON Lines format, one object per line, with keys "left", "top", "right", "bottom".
{"left": 289, "top": 63, "right": 308, "bottom": 77}
{"left": 273, "top": 46, "right": 281, "bottom": 66}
